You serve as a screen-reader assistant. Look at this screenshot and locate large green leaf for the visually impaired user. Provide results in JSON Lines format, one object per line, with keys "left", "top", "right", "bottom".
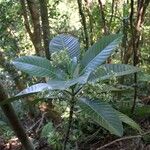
{"left": 116, "top": 111, "right": 142, "bottom": 132}
{"left": 15, "top": 79, "right": 82, "bottom": 97}
{"left": 49, "top": 34, "right": 80, "bottom": 59}
{"left": 16, "top": 83, "right": 51, "bottom": 96}
{"left": 13, "top": 56, "right": 56, "bottom": 78}
{"left": 0, "top": 83, "right": 63, "bottom": 106}
{"left": 83, "top": 34, "right": 122, "bottom": 73}
{"left": 81, "top": 34, "right": 122, "bottom": 69}
{"left": 4, "top": 73, "right": 89, "bottom": 104}
{"left": 78, "top": 98, "right": 123, "bottom": 136}
{"left": 88, "top": 64, "right": 140, "bottom": 82}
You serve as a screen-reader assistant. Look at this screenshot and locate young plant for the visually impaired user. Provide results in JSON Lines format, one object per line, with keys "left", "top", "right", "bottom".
{"left": 5, "top": 34, "right": 141, "bottom": 149}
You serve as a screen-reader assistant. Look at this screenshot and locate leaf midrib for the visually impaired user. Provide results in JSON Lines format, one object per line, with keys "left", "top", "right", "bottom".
{"left": 13, "top": 61, "right": 56, "bottom": 77}
{"left": 81, "top": 99, "right": 122, "bottom": 136}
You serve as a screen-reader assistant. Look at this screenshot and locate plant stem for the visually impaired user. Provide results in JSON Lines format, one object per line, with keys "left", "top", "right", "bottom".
{"left": 63, "top": 89, "right": 75, "bottom": 150}
{"left": 131, "top": 73, "right": 137, "bottom": 113}
{"left": 0, "top": 82, "right": 35, "bottom": 150}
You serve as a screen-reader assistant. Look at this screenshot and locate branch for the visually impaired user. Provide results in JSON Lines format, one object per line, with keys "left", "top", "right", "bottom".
{"left": 96, "top": 131, "right": 150, "bottom": 150}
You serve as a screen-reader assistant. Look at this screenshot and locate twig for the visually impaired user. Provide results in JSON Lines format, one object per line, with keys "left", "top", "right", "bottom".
{"left": 96, "top": 131, "right": 150, "bottom": 150}
{"left": 96, "top": 135, "right": 141, "bottom": 150}
{"left": 63, "top": 89, "right": 76, "bottom": 150}
{"left": 35, "top": 112, "right": 46, "bottom": 133}
{"left": 27, "top": 119, "right": 41, "bottom": 132}
{"left": 80, "top": 129, "right": 100, "bottom": 144}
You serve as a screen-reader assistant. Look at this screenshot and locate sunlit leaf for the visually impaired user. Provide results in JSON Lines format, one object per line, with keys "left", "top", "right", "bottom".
{"left": 13, "top": 56, "right": 56, "bottom": 78}
{"left": 88, "top": 64, "right": 140, "bottom": 82}
{"left": 81, "top": 34, "right": 122, "bottom": 70}
{"left": 49, "top": 34, "right": 80, "bottom": 59}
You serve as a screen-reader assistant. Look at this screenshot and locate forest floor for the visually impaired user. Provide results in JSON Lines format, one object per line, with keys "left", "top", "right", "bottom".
{"left": 0, "top": 117, "right": 149, "bottom": 150}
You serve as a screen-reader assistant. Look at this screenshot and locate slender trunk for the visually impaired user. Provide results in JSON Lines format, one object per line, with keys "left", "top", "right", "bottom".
{"left": 108, "top": 0, "right": 115, "bottom": 30}
{"left": 39, "top": 0, "right": 51, "bottom": 60}
{"left": 20, "top": 0, "right": 43, "bottom": 55}
{"left": 77, "top": 0, "right": 89, "bottom": 49}
{"left": 98, "top": 0, "right": 112, "bottom": 63}
{"left": 84, "top": 0, "right": 94, "bottom": 45}
{"left": 97, "top": 0, "right": 109, "bottom": 35}
{"left": 26, "top": 0, "right": 43, "bottom": 55}
{"left": 20, "top": 0, "right": 62, "bottom": 123}
{"left": 130, "top": 0, "right": 150, "bottom": 113}
{"left": 0, "top": 82, "right": 35, "bottom": 150}
{"left": 130, "top": 0, "right": 137, "bottom": 113}
{"left": 123, "top": 0, "right": 150, "bottom": 64}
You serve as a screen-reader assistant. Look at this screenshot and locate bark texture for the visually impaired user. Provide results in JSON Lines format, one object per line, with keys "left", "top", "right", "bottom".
{"left": 123, "top": 0, "right": 150, "bottom": 64}
{"left": 20, "top": 0, "right": 43, "bottom": 55}
{"left": 39, "top": 0, "right": 51, "bottom": 60}
{"left": 77, "top": 0, "right": 89, "bottom": 49}
{"left": 98, "top": 0, "right": 109, "bottom": 35}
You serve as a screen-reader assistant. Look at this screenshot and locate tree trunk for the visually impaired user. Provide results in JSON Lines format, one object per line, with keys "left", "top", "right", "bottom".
{"left": 77, "top": 0, "right": 89, "bottom": 49}
{"left": 14, "top": 0, "right": 62, "bottom": 124}
{"left": 97, "top": 0, "right": 109, "bottom": 35}
{"left": 123, "top": 0, "right": 150, "bottom": 64}
{"left": 0, "top": 82, "right": 35, "bottom": 150}
{"left": 84, "top": 0, "right": 94, "bottom": 45}
{"left": 128, "top": 0, "right": 150, "bottom": 113}
{"left": 20, "top": 0, "right": 43, "bottom": 55}
{"left": 39, "top": 0, "right": 51, "bottom": 60}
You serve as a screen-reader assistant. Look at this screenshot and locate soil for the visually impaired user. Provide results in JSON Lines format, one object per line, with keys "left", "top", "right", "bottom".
{"left": 0, "top": 113, "right": 149, "bottom": 150}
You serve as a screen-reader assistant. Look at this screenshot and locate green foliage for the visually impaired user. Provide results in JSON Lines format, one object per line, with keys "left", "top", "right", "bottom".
{"left": 88, "top": 64, "right": 140, "bottom": 82}
{"left": 13, "top": 56, "right": 56, "bottom": 78}
{"left": 116, "top": 111, "right": 141, "bottom": 132}
{"left": 49, "top": 34, "right": 80, "bottom": 59}
{"left": 41, "top": 122, "right": 62, "bottom": 149}
{"left": 83, "top": 35, "right": 123, "bottom": 74}
{"left": 81, "top": 34, "right": 122, "bottom": 69}
{"left": 0, "top": 120, "right": 14, "bottom": 139}
{"left": 10, "top": 34, "right": 141, "bottom": 137}
{"left": 41, "top": 122, "right": 54, "bottom": 137}
{"left": 78, "top": 98, "right": 123, "bottom": 136}
{"left": 0, "top": 1, "right": 149, "bottom": 148}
